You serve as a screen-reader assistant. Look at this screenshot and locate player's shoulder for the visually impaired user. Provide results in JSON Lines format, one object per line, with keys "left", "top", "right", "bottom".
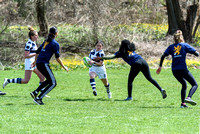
{"left": 26, "top": 39, "right": 32, "bottom": 46}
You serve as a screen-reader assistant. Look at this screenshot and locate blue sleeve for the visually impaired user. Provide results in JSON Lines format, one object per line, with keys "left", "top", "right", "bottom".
{"left": 54, "top": 43, "right": 60, "bottom": 58}
{"left": 164, "top": 46, "right": 171, "bottom": 56}
{"left": 114, "top": 51, "right": 121, "bottom": 58}
{"left": 185, "top": 43, "right": 196, "bottom": 54}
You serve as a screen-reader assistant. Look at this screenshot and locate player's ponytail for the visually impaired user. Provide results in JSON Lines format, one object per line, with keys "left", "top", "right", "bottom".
{"left": 174, "top": 30, "right": 185, "bottom": 43}
{"left": 28, "top": 26, "right": 37, "bottom": 39}
{"left": 46, "top": 26, "right": 58, "bottom": 42}
{"left": 119, "top": 39, "right": 130, "bottom": 58}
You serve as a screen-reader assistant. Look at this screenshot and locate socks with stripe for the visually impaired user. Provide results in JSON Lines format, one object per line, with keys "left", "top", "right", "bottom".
{"left": 105, "top": 83, "right": 110, "bottom": 93}
{"left": 90, "top": 79, "right": 96, "bottom": 91}
{"left": 7, "top": 78, "right": 22, "bottom": 84}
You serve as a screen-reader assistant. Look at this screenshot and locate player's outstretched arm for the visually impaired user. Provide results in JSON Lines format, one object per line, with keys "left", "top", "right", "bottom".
{"left": 95, "top": 54, "right": 116, "bottom": 61}
{"left": 56, "top": 57, "right": 68, "bottom": 72}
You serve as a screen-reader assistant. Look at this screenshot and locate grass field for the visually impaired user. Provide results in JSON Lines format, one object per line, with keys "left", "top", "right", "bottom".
{"left": 0, "top": 68, "right": 200, "bottom": 133}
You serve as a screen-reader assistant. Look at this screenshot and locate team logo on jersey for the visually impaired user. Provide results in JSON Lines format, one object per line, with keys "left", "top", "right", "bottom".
{"left": 174, "top": 45, "right": 181, "bottom": 55}
{"left": 43, "top": 41, "right": 49, "bottom": 49}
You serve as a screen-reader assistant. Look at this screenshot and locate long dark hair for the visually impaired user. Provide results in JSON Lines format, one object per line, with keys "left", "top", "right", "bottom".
{"left": 46, "top": 26, "right": 58, "bottom": 42}
{"left": 119, "top": 39, "right": 136, "bottom": 58}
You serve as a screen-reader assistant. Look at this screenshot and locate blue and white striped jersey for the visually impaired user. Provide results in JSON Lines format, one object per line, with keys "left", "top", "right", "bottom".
{"left": 25, "top": 39, "right": 37, "bottom": 54}
{"left": 89, "top": 49, "right": 105, "bottom": 66}
{"left": 89, "top": 49, "right": 104, "bottom": 60}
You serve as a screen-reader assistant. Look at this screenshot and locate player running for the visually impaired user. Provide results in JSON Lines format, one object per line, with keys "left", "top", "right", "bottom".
{"left": 88, "top": 40, "right": 112, "bottom": 99}
{"left": 30, "top": 26, "right": 68, "bottom": 105}
{"left": 157, "top": 30, "right": 199, "bottom": 108}
{"left": 3, "top": 26, "right": 45, "bottom": 89}
{"left": 95, "top": 39, "right": 167, "bottom": 101}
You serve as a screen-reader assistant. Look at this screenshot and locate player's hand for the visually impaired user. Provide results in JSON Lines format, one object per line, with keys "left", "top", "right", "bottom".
{"left": 94, "top": 56, "right": 101, "bottom": 61}
{"left": 156, "top": 67, "right": 162, "bottom": 74}
{"left": 31, "top": 61, "right": 36, "bottom": 68}
{"left": 89, "top": 60, "right": 95, "bottom": 66}
{"left": 64, "top": 66, "right": 69, "bottom": 72}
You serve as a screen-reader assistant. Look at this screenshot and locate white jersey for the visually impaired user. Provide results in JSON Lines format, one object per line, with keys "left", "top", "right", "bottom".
{"left": 89, "top": 49, "right": 107, "bottom": 79}
{"left": 24, "top": 39, "right": 37, "bottom": 70}
{"left": 89, "top": 49, "right": 105, "bottom": 67}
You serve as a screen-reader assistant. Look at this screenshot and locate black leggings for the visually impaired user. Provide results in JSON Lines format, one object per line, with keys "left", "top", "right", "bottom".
{"left": 36, "top": 63, "right": 57, "bottom": 99}
{"left": 172, "top": 69, "right": 198, "bottom": 103}
{"left": 128, "top": 58, "right": 162, "bottom": 97}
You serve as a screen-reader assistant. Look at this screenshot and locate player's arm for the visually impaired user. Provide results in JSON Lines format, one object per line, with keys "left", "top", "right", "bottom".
{"left": 194, "top": 51, "right": 199, "bottom": 56}
{"left": 56, "top": 57, "right": 68, "bottom": 72}
{"left": 32, "top": 54, "right": 38, "bottom": 68}
{"left": 24, "top": 51, "right": 36, "bottom": 58}
{"left": 156, "top": 53, "right": 167, "bottom": 74}
{"left": 95, "top": 54, "right": 117, "bottom": 61}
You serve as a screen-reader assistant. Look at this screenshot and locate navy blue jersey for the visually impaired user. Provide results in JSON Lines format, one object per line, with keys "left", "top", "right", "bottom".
{"left": 164, "top": 43, "right": 196, "bottom": 70}
{"left": 114, "top": 51, "right": 142, "bottom": 66}
{"left": 36, "top": 39, "right": 60, "bottom": 64}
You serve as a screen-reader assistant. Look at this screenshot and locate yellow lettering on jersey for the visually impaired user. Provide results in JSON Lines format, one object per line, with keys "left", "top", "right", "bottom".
{"left": 174, "top": 45, "right": 182, "bottom": 55}
{"left": 43, "top": 41, "right": 49, "bottom": 49}
{"left": 128, "top": 51, "right": 133, "bottom": 55}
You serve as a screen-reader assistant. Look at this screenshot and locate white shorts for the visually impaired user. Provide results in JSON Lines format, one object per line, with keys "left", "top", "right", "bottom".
{"left": 89, "top": 65, "right": 107, "bottom": 79}
{"left": 25, "top": 58, "right": 36, "bottom": 70}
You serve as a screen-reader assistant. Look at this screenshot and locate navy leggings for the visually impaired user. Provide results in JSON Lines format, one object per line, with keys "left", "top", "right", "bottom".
{"left": 172, "top": 69, "right": 198, "bottom": 103}
{"left": 35, "top": 63, "right": 57, "bottom": 99}
{"left": 128, "top": 58, "right": 162, "bottom": 97}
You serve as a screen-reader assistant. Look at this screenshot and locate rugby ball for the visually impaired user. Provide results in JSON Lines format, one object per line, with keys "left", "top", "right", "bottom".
{"left": 83, "top": 57, "right": 92, "bottom": 67}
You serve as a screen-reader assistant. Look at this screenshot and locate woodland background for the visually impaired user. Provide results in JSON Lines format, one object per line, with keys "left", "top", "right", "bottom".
{"left": 0, "top": 0, "right": 200, "bottom": 66}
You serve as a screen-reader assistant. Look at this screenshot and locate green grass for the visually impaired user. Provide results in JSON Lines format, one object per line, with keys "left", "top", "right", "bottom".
{"left": 0, "top": 68, "right": 200, "bottom": 133}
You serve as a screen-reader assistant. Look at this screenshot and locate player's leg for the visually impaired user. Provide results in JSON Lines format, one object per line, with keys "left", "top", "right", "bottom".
{"left": 89, "top": 71, "right": 97, "bottom": 96}
{"left": 100, "top": 78, "right": 112, "bottom": 99}
{"left": 3, "top": 70, "right": 32, "bottom": 88}
{"left": 98, "top": 66, "right": 111, "bottom": 98}
{"left": 33, "top": 68, "right": 45, "bottom": 83}
{"left": 32, "top": 63, "right": 56, "bottom": 105}
{"left": 182, "top": 70, "right": 197, "bottom": 105}
{"left": 172, "top": 70, "right": 188, "bottom": 108}
{"left": 140, "top": 59, "right": 167, "bottom": 99}
{"left": 125, "top": 63, "right": 140, "bottom": 100}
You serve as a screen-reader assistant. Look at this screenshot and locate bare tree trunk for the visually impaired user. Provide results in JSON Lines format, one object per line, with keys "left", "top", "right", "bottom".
{"left": 35, "top": 0, "right": 48, "bottom": 37}
{"left": 166, "top": 0, "right": 200, "bottom": 42}
{"left": 88, "top": 0, "right": 100, "bottom": 42}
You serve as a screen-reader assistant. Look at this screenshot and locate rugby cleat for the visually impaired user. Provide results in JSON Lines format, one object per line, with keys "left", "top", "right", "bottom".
{"left": 93, "top": 89, "right": 97, "bottom": 96}
{"left": 180, "top": 103, "right": 188, "bottom": 108}
{"left": 107, "top": 92, "right": 112, "bottom": 99}
{"left": 0, "top": 91, "right": 6, "bottom": 95}
{"left": 161, "top": 89, "right": 167, "bottom": 99}
{"left": 33, "top": 98, "right": 44, "bottom": 105}
{"left": 185, "top": 97, "right": 197, "bottom": 105}
{"left": 30, "top": 91, "right": 38, "bottom": 99}
{"left": 3, "top": 78, "right": 9, "bottom": 89}
{"left": 124, "top": 97, "right": 133, "bottom": 101}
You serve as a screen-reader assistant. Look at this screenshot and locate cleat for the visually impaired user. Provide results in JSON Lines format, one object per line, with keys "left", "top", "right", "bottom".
{"left": 33, "top": 98, "right": 44, "bottom": 105}
{"left": 185, "top": 97, "right": 197, "bottom": 105}
{"left": 30, "top": 91, "right": 38, "bottom": 99}
{"left": 0, "top": 91, "right": 6, "bottom": 95}
{"left": 124, "top": 97, "right": 133, "bottom": 101}
{"left": 93, "top": 90, "right": 97, "bottom": 96}
{"left": 3, "top": 78, "right": 9, "bottom": 89}
{"left": 180, "top": 103, "right": 188, "bottom": 108}
{"left": 107, "top": 92, "right": 112, "bottom": 99}
{"left": 161, "top": 89, "right": 167, "bottom": 99}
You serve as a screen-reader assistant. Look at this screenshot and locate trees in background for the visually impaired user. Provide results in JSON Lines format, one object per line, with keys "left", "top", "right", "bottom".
{"left": 36, "top": 0, "right": 48, "bottom": 37}
{"left": 166, "top": 0, "right": 200, "bottom": 42}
